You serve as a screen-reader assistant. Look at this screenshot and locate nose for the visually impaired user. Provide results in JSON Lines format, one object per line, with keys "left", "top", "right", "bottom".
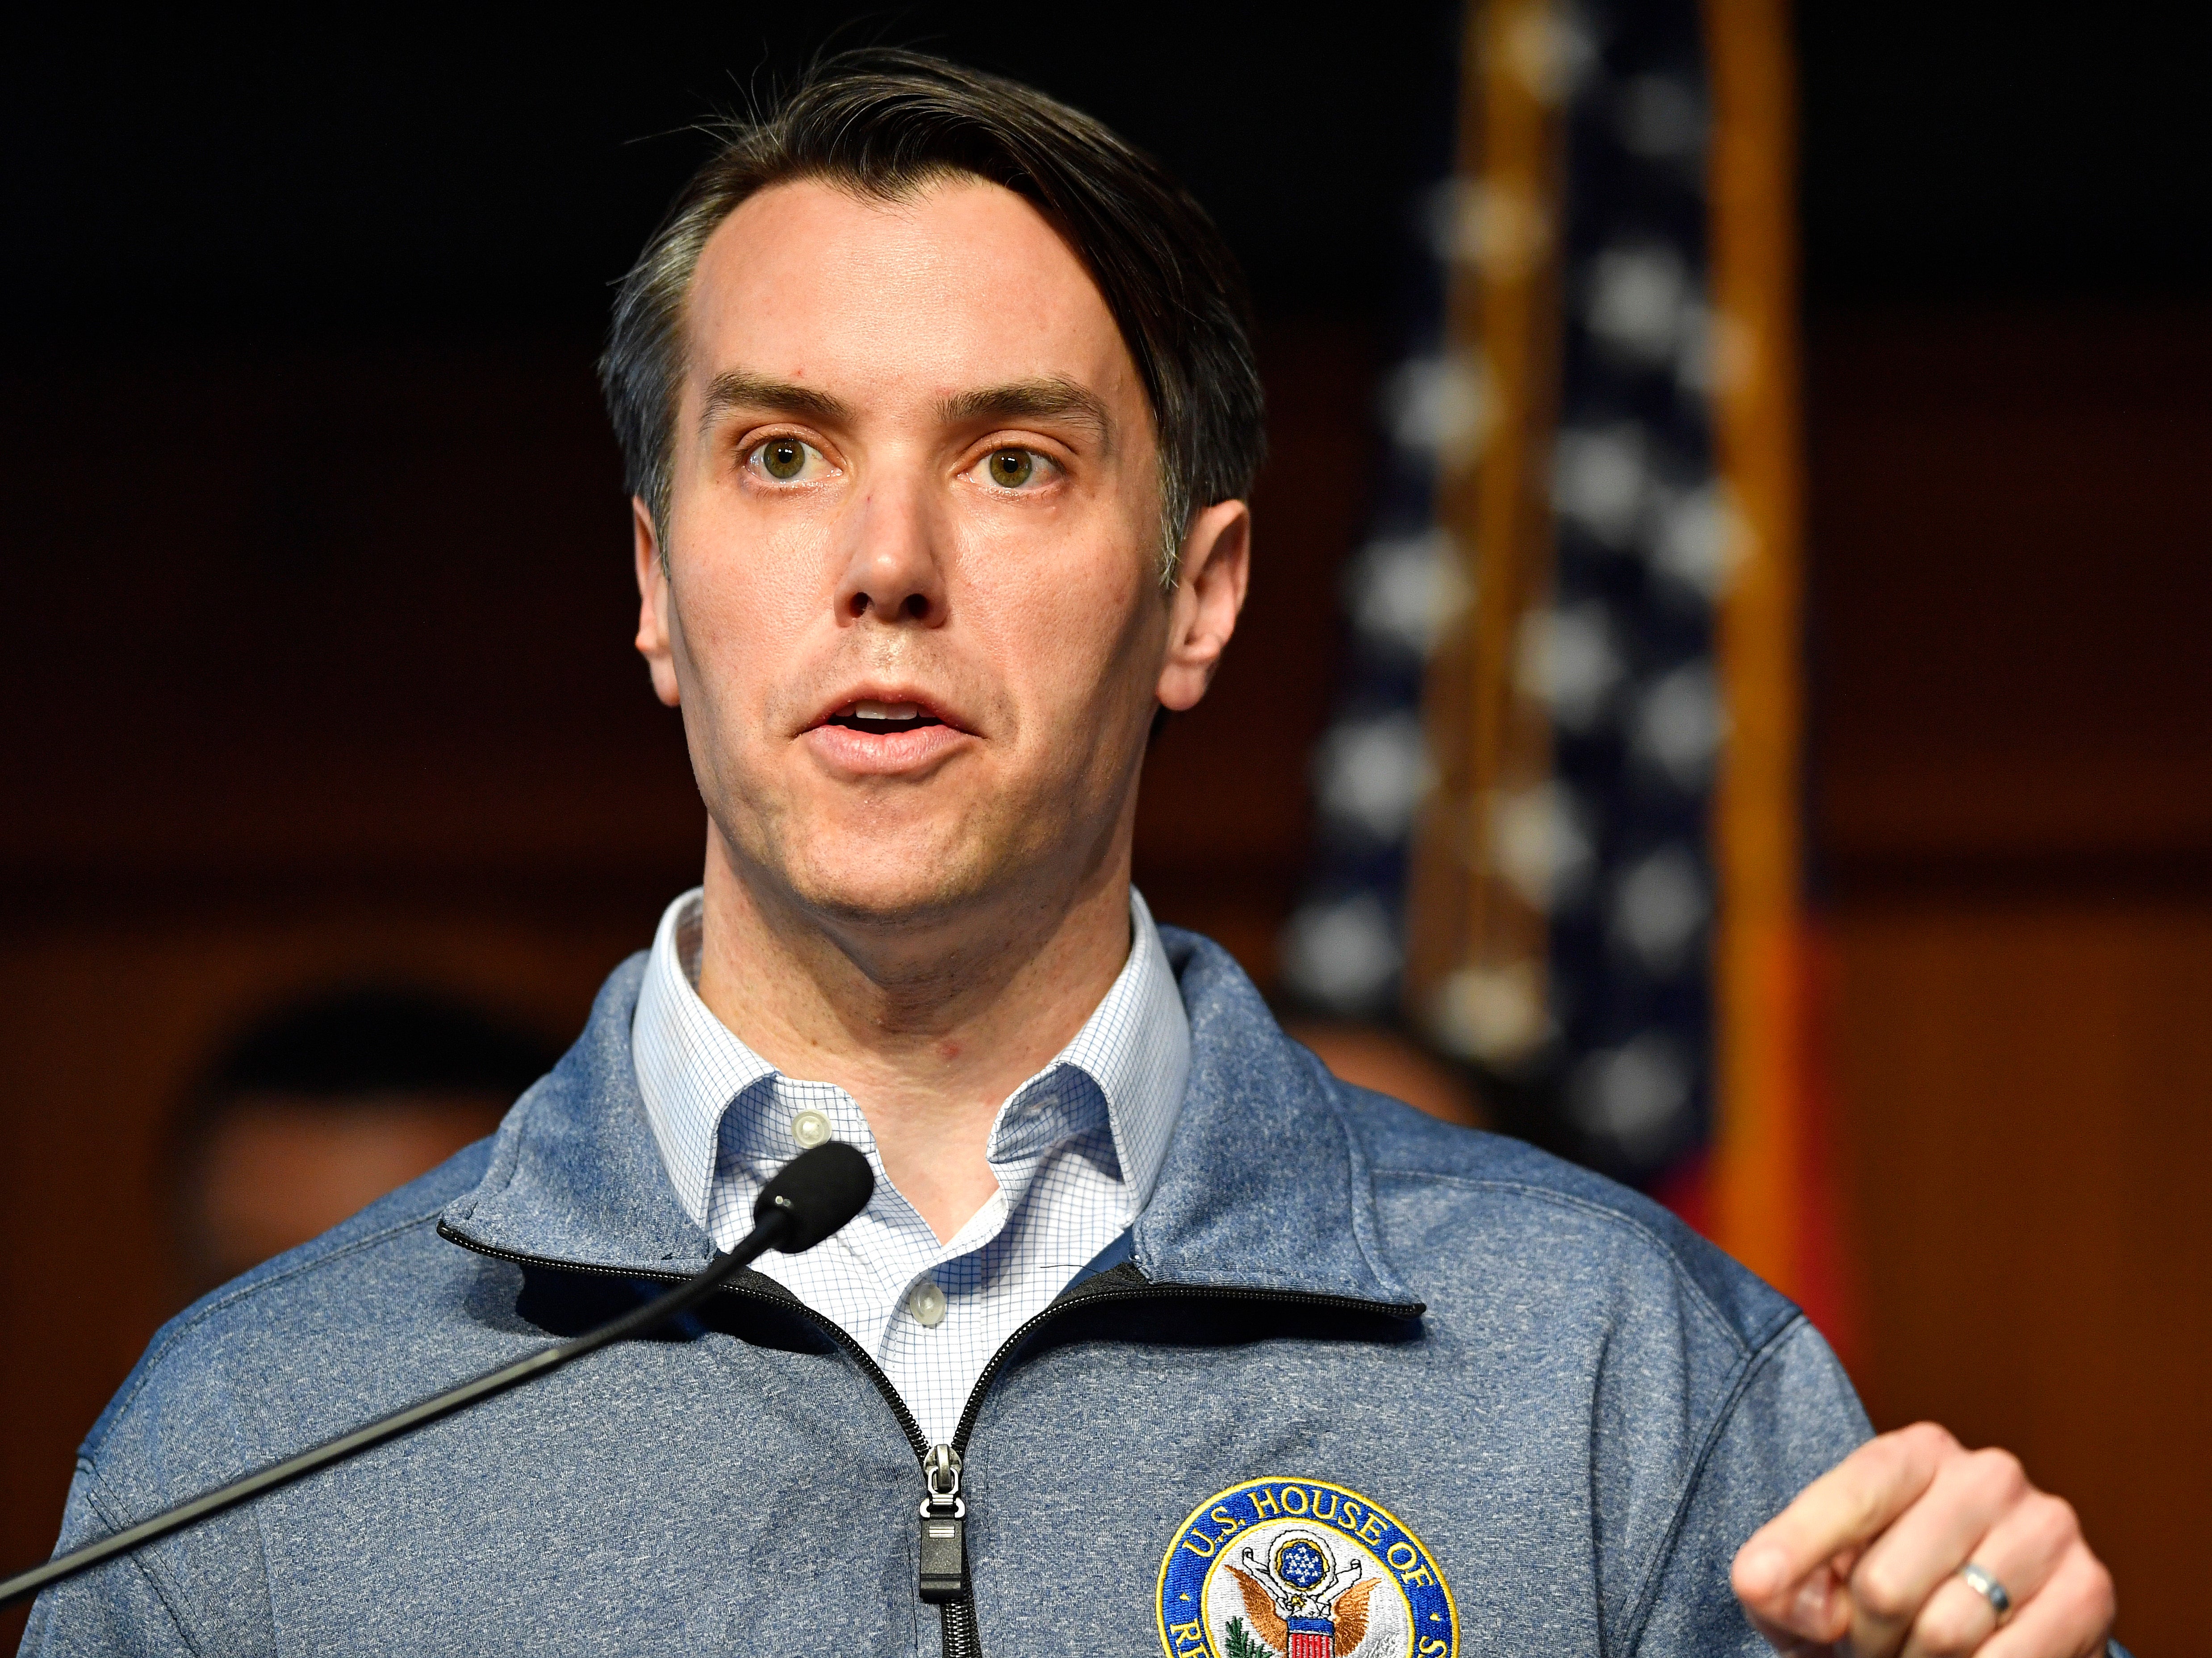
{"left": 832, "top": 482, "right": 948, "bottom": 627}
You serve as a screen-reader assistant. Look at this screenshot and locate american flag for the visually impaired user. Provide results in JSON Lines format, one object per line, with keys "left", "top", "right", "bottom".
{"left": 1282, "top": 0, "right": 1847, "bottom": 1334}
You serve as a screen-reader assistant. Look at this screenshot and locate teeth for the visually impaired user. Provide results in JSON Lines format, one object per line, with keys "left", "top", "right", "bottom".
{"left": 851, "top": 700, "right": 922, "bottom": 720}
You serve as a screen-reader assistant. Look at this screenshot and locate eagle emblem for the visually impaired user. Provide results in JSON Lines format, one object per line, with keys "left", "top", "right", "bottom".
{"left": 1227, "top": 1532, "right": 1380, "bottom": 1657}
{"left": 1155, "top": 1478, "right": 1457, "bottom": 1658}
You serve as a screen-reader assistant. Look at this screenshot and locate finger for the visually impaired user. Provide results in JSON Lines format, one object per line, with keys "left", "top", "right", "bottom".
{"left": 1745, "top": 1611, "right": 1849, "bottom": 1658}
{"left": 1977, "top": 1543, "right": 2116, "bottom": 1658}
{"left": 1743, "top": 1555, "right": 1854, "bottom": 1652}
{"left": 1898, "top": 1576, "right": 2000, "bottom": 1658}
{"left": 1898, "top": 1493, "right": 2080, "bottom": 1658}
{"left": 1735, "top": 1424, "right": 1960, "bottom": 1629}
{"left": 1848, "top": 1448, "right": 2027, "bottom": 1655}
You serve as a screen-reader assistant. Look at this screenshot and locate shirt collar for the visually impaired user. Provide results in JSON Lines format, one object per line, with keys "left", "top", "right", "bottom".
{"left": 443, "top": 932, "right": 1414, "bottom": 1310}
{"left": 1050, "top": 886, "right": 1187, "bottom": 1209}
{"left": 631, "top": 886, "right": 1190, "bottom": 1232}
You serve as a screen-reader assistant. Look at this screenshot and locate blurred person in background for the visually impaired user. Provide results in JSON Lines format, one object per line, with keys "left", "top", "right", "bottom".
{"left": 168, "top": 991, "right": 554, "bottom": 1301}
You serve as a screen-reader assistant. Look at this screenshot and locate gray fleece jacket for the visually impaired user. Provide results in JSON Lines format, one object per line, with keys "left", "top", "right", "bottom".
{"left": 23, "top": 930, "right": 1869, "bottom": 1657}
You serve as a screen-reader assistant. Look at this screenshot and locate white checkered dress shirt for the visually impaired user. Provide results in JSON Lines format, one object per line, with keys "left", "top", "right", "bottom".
{"left": 631, "top": 886, "right": 1189, "bottom": 1447}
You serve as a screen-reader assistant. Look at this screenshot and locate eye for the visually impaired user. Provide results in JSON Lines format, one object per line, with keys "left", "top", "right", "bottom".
{"left": 748, "top": 437, "right": 827, "bottom": 482}
{"left": 977, "top": 447, "right": 1054, "bottom": 491}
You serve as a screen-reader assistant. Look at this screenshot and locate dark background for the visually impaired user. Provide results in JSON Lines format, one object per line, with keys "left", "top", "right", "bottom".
{"left": 1799, "top": 14, "right": 2212, "bottom": 1658}
{"left": 4, "top": 5, "right": 2209, "bottom": 1650}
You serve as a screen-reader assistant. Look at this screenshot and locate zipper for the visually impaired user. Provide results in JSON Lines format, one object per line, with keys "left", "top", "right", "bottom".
{"left": 916, "top": 1443, "right": 967, "bottom": 1603}
{"left": 928, "top": 1268, "right": 1421, "bottom": 1657}
{"left": 438, "top": 1222, "right": 1419, "bottom": 1657}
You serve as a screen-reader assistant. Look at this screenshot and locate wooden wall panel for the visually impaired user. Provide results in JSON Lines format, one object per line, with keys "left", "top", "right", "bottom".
{"left": 1812, "top": 305, "right": 2212, "bottom": 1658}
{"left": 1810, "top": 308, "right": 2212, "bottom": 872}
{"left": 1831, "top": 901, "right": 2212, "bottom": 1655}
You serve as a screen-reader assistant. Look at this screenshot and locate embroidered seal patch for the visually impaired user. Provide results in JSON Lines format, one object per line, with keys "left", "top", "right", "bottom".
{"left": 1156, "top": 1478, "right": 1457, "bottom": 1658}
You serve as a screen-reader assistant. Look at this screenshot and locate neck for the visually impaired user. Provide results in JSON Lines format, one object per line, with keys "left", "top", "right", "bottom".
{"left": 692, "top": 832, "right": 1136, "bottom": 1241}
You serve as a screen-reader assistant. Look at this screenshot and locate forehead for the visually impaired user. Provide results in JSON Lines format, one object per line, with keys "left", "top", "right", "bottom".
{"left": 683, "top": 176, "right": 1140, "bottom": 407}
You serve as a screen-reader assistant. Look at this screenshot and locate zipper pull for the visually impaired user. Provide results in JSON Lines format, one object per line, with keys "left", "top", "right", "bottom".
{"left": 917, "top": 1443, "right": 968, "bottom": 1604}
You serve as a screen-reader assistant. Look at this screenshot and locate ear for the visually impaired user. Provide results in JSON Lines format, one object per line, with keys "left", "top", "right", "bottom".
{"left": 1155, "top": 498, "right": 1251, "bottom": 713}
{"left": 632, "top": 498, "right": 682, "bottom": 708}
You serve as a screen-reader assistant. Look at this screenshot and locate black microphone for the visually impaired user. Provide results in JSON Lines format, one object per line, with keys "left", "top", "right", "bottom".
{"left": 0, "top": 1139, "right": 874, "bottom": 1611}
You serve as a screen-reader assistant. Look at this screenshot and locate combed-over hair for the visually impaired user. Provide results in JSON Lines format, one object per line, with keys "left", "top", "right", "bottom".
{"left": 598, "top": 49, "right": 1265, "bottom": 588}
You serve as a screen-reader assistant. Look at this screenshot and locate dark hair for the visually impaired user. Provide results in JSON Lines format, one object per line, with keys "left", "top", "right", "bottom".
{"left": 163, "top": 988, "right": 556, "bottom": 1299}
{"left": 202, "top": 989, "right": 555, "bottom": 1100}
{"left": 598, "top": 49, "right": 1265, "bottom": 587}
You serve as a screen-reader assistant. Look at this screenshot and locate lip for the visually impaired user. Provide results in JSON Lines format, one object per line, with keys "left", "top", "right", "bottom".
{"left": 805, "top": 685, "right": 970, "bottom": 734}
{"left": 800, "top": 686, "right": 976, "bottom": 777}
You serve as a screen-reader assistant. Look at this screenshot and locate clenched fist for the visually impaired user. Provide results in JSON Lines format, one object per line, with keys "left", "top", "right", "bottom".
{"left": 1732, "top": 1423, "right": 2117, "bottom": 1657}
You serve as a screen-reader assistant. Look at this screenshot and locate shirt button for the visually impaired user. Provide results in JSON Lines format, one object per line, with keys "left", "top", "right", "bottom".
{"left": 908, "top": 1280, "right": 947, "bottom": 1327}
{"left": 790, "top": 1109, "right": 831, "bottom": 1149}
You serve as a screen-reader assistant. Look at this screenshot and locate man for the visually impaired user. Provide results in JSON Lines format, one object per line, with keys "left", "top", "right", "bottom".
{"left": 24, "top": 52, "right": 2118, "bottom": 1657}
{"left": 167, "top": 990, "right": 548, "bottom": 1301}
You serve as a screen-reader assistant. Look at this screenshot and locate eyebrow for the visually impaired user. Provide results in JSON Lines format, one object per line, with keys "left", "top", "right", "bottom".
{"left": 696, "top": 368, "right": 1115, "bottom": 451}
{"left": 697, "top": 369, "right": 850, "bottom": 434}
{"left": 938, "top": 377, "right": 1115, "bottom": 452}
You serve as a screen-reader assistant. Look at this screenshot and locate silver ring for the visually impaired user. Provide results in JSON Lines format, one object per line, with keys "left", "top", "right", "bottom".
{"left": 1960, "top": 1562, "right": 2012, "bottom": 1618}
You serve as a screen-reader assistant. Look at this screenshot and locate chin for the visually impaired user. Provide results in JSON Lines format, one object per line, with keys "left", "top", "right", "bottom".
{"left": 719, "top": 777, "right": 1091, "bottom": 933}
{"left": 778, "top": 831, "right": 1010, "bottom": 930}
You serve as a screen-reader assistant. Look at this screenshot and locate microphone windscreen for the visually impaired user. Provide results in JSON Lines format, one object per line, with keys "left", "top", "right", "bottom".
{"left": 754, "top": 1140, "right": 874, "bottom": 1252}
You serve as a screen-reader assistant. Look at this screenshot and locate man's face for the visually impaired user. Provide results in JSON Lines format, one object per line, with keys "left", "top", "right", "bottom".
{"left": 636, "top": 176, "right": 1242, "bottom": 934}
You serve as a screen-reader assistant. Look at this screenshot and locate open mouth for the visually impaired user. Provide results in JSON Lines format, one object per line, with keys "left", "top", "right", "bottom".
{"left": 824, "top": 699, "right": 946, "bottom": 736}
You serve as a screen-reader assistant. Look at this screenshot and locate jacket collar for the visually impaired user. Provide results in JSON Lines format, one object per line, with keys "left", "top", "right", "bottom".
{"left": 440, "top": 929, "right": 1414, "bottom": 1310}
{"left": 1129, "top": 931, "right": 1412, "bottom": 1306}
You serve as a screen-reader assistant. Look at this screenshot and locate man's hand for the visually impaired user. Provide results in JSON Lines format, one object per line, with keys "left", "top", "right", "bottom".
{"left": 1731, "top": 1424, "right": 2116, "bottom": 1656}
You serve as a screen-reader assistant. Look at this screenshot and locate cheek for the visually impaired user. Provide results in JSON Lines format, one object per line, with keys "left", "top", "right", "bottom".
{"left": 973, "top": 449, "right": 1161, "bottom": 653}
{"left": 670, "top": 523, "right": 828, "bottom": 707}
{"left": 963, "top": 530, "right": 1158, "bottom": 718}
